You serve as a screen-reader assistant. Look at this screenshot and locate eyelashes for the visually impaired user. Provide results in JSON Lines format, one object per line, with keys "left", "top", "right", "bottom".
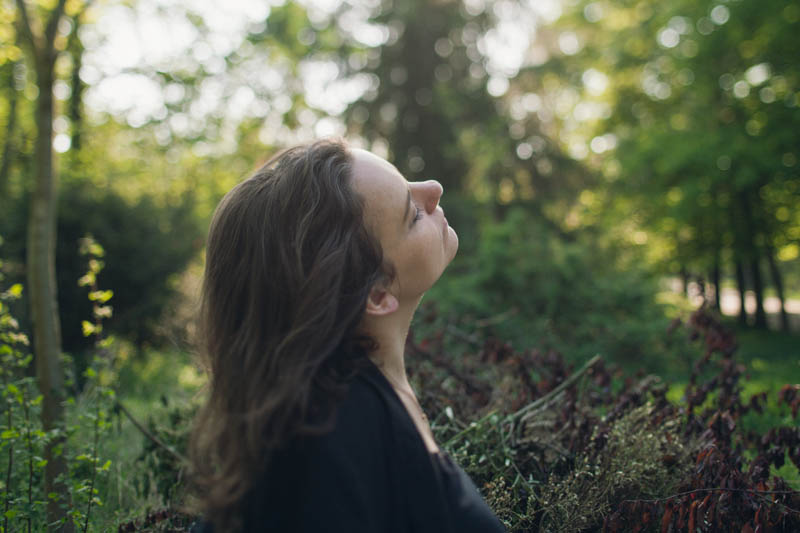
{"left": 412, "top": 205, "right": 423, "bottom": 224}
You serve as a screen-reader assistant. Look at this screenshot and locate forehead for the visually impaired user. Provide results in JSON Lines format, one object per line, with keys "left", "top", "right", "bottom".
{"left": 350, "top": 148, "right": 407, "bottom": 202}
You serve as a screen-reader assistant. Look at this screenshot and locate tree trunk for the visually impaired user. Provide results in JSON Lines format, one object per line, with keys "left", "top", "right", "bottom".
{"left": 737, "top": 191, "right": 768, "bottom": 329}
{"left": 679, "top": 266, "right": 689, "bottom": 296}
{"left": 710, "top": 256, "right": 721, "bottom": 312}
{"left": 749, "top": 257, "right": 768, "bottom": 329}
{"left": 28, "top": 52, "right": 72, "bottom": 532}
{"left": 734, "top": 259, "right": 748, "bottom": 327}
{"left": 0, "top": 62, "right": 18, "bottom": 195}
{"left": 765, "top": 245, "right": 790, "bottom": 332}
{"left": 16, "top": 0, "right": 73, "bottom": 528}
{"left": 68, "top": 31, "right": 84, "bottom": 152}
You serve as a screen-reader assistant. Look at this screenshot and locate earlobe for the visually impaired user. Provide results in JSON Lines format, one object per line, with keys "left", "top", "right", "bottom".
{"left": 365, "top": 287, "right": 399, "bottom": 316}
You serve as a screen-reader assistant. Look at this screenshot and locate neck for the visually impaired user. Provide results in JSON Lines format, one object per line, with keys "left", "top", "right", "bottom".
{"left": 364, "top": 298, "right": 420, "bottom": 392}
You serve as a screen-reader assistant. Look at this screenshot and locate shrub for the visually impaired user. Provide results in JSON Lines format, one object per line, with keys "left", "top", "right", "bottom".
{"left": 103, "top": 303, "right": 799, "bottom": 532}
{"left": 0, "top": 181, "right": 203, "bottom": 360}
{"left": 408, "top": 304, "right": 800, "bottom": 532}
{"left": 425, "top": 208, "right": 687, "bottom": 374}
{"left": 0, "top": 237, "right": 116, "bottom": 531}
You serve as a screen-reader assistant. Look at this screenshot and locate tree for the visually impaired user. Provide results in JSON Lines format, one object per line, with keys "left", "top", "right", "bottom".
{"left": 11, "top": 0, "right": 91, "bottom": 528}
{"left": 541, "top": 0, "right": 800, "bottom": 329}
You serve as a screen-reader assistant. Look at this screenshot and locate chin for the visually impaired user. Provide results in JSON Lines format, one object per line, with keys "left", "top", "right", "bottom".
{"left": 446, "top": 228, "right": 459, "bottom": 262}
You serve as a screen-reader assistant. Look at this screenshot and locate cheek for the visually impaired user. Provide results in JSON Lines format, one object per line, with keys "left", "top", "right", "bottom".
{"left": 393, "top": 231, "right": 443, "bottom": 293}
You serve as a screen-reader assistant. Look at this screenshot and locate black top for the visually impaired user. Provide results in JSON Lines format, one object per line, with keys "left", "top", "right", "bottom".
{"left": 196, "top": 359, "right": 505, "bottom": 532}
{"left": 432, "top": 451, "right": 506, "bottom": 533}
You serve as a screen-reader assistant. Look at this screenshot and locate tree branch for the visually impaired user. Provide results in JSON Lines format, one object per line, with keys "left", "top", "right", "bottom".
{"left": 407, "top": 340, "right": 492, "bottom": 397}
{"left": 115, "top": 400, "right": 188, "bottom": 465}
{"left": 622, "top": 486, "right": 800, "bottom": 515}
{"left": 44, "top": 0, "right": 69, "bottom": 52}
{"left": 13, "top": 0, "right": 40, "bottom": 62}
{"left": 508, "top": 354, "right": 602, "bottom": 423}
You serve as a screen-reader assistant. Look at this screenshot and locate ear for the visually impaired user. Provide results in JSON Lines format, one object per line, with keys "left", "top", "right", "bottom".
{"left": 365, "top": 286, "right": 399, "bottom": 316}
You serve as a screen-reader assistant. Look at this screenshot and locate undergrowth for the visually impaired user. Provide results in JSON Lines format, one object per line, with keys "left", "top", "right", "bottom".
{"left": 3, "top": 233, "right": 798, "bottom": 531}
{"left": 407, "top": 302, "right": 800, "bottom": 531}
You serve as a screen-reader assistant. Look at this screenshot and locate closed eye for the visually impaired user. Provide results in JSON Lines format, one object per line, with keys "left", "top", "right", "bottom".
{"left": 412, "top": 205, "right": 423, "bottom": 224}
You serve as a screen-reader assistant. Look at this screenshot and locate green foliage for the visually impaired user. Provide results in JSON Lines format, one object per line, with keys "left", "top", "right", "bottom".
{"left": 408, "top": 306, "right": 800, "bottom": 532}
{"left": 131, "top": 398, "right": 193, "bottom": 510}
{"left": 0, "top": 181, "right": 202, "bottom": 357}
{"left": 534, "top": 404, "right": 694, "bottom": 532}
{"left": 426, "top": 208, "right": 686, "bottom": 372}
{"left": 548, "top": 0, "right": 800, "bottom": 301}
{"left": 0, "top": 237, "right": 116, "bottom": 531}
{"left": 58, "top": 183, "right": 201, "bottom": 355}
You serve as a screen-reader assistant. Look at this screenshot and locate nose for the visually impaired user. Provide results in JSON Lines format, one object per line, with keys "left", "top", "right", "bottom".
{"left": 420, "top": 180, "right": 443, "bottom": 214}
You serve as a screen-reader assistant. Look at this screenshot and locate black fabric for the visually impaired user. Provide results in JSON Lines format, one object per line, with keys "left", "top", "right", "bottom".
{"left": 432, "top": 452, "right": 506, "bottom": 533}
{"left": 196, "top": 359, "right": 505, "bottom": 532}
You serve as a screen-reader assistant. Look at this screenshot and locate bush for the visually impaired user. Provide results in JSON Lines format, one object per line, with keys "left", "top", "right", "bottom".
{"left": 425, "top": 208, "right": 687, "bottom": 373}
{"left": 0, "top": 182, "right": 203, "bottom": 359}
{"left": 74, "top": 304, "right": 799, "bottom": 532}
{"left": 0, "top": 240, "right": 117, "bottom": 531}
{"left": 408, "top": 304, "right": 800, "bottom": 532}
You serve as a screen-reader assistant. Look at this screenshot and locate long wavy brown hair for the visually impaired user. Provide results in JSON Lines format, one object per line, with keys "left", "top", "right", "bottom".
{"left": 189, "top": 139, "right": 390, "bottom": 530}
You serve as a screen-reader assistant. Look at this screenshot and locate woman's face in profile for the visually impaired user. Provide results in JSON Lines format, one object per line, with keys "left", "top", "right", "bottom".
{"left": 351, "top": 148, "right": 458, "bottom": 303}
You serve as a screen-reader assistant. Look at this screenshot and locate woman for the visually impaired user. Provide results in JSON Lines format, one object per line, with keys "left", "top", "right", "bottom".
{"left": 190, "top": 139, "right": 505, "bottom": 532}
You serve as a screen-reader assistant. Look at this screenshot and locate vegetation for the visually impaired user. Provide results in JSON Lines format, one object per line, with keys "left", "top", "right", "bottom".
{"left": 408, "top": 305, "right": 800, "bottom": 531}
{"left": 0, "top": 0, "right": 797, "bottom": 531}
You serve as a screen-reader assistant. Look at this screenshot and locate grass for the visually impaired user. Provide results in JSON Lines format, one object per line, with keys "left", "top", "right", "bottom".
{"left": 660, "top": 319, "right": 800, "bottom": 491}
{"left": 66, "top": 345, "right": 203, "bottom": 531}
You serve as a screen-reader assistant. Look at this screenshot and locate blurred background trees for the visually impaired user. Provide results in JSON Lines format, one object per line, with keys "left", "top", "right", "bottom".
{"left": 0, "top": 0, "right": 795, "bottom": 382}
{"left": 1, "top": 0, "right": 796, "bottom": 405}
{"left": 549, "top": 0, "right": 800, "bottom": 333}
{"left": 0, "top": 0, "right": 798, "bottom": 527}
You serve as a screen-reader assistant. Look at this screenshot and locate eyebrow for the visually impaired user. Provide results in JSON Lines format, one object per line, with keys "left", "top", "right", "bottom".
{"left": 402, "top": 188, "right": 412, "bottom": 226}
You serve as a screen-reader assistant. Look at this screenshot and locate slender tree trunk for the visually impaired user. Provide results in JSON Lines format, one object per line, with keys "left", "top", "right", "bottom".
{"left": 734, "top": 259, "right": 748, "bottom": 327}
{"left": 679, "top": 266, "right": 689, "bottom": 296}
{"left": 16, "top": 0, "right": 73, "bottom": 528}
{"left": 765, "top": 245, "right": 790, "bottom": 332}
{"left": 68, "top": 32, "right": 84, "bottom": 152}
{"left": 28, "top": 51, "right": 72, "bottom": 532}
{"left": 737, "top": 191, "right": 768, "bottom": 329}
{"left": 749, "top": 257, "right": 768, "bottom": 329}
{"left": 0, "top": 62, "right": 18, "bottom": 195}
{"left": 710, "top": 256, "right": 721, "bottom": 312}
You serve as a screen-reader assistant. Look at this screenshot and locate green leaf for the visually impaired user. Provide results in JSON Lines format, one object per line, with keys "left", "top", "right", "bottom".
{"left": 6, "top": 284, "right": 22, "bottom": 299}
{"left": 81, "top": 320, "right": 96, "bottom": 337}
{"left": 89, "top": 290, "right": 113, "bottom": 303}
{"left": 1, "top": 429, "right": 19, "bottom": 439}
{"left": 89, "top": 242, "right": 105, "bottom": 257}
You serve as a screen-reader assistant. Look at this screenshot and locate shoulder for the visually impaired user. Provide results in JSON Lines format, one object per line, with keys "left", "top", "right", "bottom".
{"left": 244, "top": 364, "right": 398, "bottom": 531}
{"left": 301, "top": 363, "right": 400, "bottom": 479}
{"left": 326, "top": 362, "right": 397, "bottom": 437}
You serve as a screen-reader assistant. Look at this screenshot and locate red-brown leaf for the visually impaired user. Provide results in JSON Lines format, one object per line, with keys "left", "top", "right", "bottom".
{"left": 661, "top": 505, "right": 673, "bottom": 533}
